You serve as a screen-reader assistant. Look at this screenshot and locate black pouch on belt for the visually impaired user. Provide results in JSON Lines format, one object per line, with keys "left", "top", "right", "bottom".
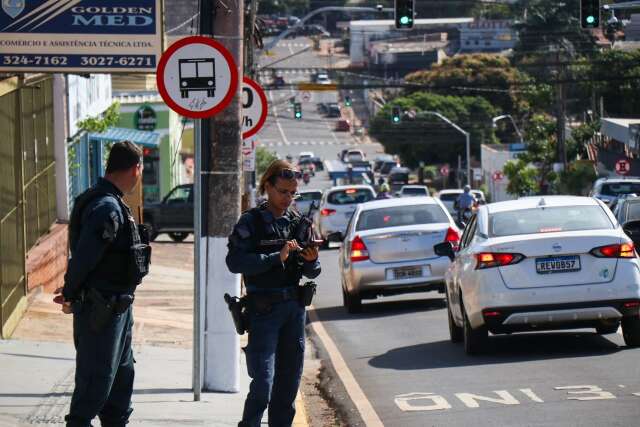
{"left": 114, "top": 294, "right": 135, "bottom": 314}
{"left": 87, "top": 288, "right": 115, "bottom": 333}
{"left": 299, "top": 281, "right": 317, "bottom": 307}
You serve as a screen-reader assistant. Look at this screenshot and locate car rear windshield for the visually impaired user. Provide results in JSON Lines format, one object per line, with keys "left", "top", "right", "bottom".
{"left": 601, "top": 182, "right": 640, "bottom": 196}
{"left": 327, "top": 189, "right": 374, "bottom": 205}
{"left": 356, "top": 204, "right": 449, "bottom": 231}
{"left": 438, "top": 193, "right": 460, "bottom": 202}
{"left": 297, "top": 192, "right": 322, "bottom": 201}
{"left": 489, "top": 206, "right": 613, "bottom": 237}
{"left": 403, "top": 188, "right": 428, "bottom": 195}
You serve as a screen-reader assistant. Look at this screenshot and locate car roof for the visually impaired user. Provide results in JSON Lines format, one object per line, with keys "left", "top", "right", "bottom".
{"left": 487, "top": 195, "right": 600, "bottom": 214}
{"left": 438, "top": 189, "right": 463, "bottom": 195}
{"left": 598, "top": 177, "right": 640, "bottom": 183}
{"left": 358, "top": 196, "right": 442, "bottom": 210}
{"left": 390, "top": 166, "right": 409, "bottom": 172}
{"left": 299, "top": 189, "right": 322, "bottom": 194}
{"left": 401, "top": 185, "right": 428, "bottom": 189}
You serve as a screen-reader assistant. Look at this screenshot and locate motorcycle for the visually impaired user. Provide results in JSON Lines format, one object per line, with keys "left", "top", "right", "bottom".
{"left": 302, "top": 172, "right": 310, "bottom": 185}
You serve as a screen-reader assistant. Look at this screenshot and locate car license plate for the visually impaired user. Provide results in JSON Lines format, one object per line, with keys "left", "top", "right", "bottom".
{"left": 393, "top": 266, "right": 423, "bottom": 280}
{"left": 535, "top": 256, "right": 581, "bottom": 274}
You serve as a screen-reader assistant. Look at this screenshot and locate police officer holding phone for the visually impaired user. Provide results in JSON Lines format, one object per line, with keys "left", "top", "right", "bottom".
{"left": 226, "top": 160, "right": 321, "bottom": 427}
{"left": 55, "top": 141, "right": 151, "bottom": 427}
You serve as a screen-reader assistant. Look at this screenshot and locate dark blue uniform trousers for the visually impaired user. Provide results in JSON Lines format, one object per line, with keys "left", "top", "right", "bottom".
{"left": 66, "top": 302, "right": 134, "bottom": 427}
{"left": 240, "top": 299, "right": 306, "bottom": 427}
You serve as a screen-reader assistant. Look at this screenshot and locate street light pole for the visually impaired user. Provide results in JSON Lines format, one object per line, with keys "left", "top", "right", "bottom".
{"left": 422, "top": 111, "right": 471, "bottom": 186}
{"left": 492, "top": 114, "right": 524, "bottom": 144}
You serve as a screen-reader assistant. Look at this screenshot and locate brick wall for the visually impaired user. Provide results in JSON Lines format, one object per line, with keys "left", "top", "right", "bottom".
{"left": 26, "top": 223, "right": 68, "bottom": 293}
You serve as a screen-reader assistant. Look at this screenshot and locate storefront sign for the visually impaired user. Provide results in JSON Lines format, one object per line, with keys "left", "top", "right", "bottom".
{"left": 135, "top": 104, "right": 157, "bottom": 131}
{"left": 0, "top": 0, "right": 162, "bottom": 73}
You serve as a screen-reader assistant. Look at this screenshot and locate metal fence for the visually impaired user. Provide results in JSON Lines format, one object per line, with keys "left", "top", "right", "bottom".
{"left": 0, "top": 76, "right": 56, "bottom": 337}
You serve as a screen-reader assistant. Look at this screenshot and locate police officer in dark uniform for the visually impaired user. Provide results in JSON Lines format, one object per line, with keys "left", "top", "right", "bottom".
{"left": 227, "top": 160, "right": 321, "bottom": 427}
{"left": 55, "top": 141, "right": 151, "bottom": 427}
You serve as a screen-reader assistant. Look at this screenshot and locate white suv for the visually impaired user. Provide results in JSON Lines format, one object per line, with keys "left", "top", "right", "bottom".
{"left": 315, "top": 185, "right": 376, "bottom": 244}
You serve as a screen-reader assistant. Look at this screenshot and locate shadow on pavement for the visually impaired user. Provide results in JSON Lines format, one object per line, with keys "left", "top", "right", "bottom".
{"left": 310, "top": 297, "right": 446, "bottom": 323}
{"left": 368, "top": 332, "right": 624, "bottom": 370}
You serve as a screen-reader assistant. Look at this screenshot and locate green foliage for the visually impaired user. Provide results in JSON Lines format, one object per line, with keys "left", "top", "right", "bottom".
{"left": 256, "top": 146, "right": 278, "bottom": 178}
{"left": 369, "top": 92, "right": 498, "bottom": 168}
{"left": 584, "top": 49, "right": 640, "bottom": 117}
{"left": 405, "top": 54, "right": 533, "bottom": 116}
{"left": 557, "top": 161, "right": 597, "bottom": 196}
{"left": 76, "top": 102, "right": 120, "bottom": 133}
{"left": 566, "top": 120, "right": 600, "bottom": 160}
{"left": 423, "top": 165, "right": 437, "bottom": 181}
{"left": 504, "top": 159, "right": 540, "bottom": 196}
{"left": 470, "top": 2, "right": 516, "bottom": 19}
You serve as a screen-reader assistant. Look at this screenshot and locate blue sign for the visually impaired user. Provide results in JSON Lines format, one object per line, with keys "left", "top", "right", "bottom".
{"left": 0, "top": 0, "right": 162, "bottom": 73}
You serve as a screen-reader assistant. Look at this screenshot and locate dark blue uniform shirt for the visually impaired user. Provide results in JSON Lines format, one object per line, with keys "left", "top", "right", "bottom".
{"left": 226, "top": 207, "right": 321, "bottom": 289}
{"left": 63, "top": 178, "right": 131, "bottom": 300}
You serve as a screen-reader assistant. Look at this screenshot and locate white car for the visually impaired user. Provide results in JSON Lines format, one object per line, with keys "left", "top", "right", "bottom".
{"left": 315, "top": 185, "right": 376, "bottom": 244}
{"left": 298, "top": 151, "right": 315, "bottom": 162}
{"left": 316, "top": 73, "right": 331, "bottom": 84}
{"left": 437, "top": 189, "right": 486, "bottom": 215}
{"left": 397, "top": 185, "right": 430, "bottom": 197}
{"left": 435, "top": 196, "right": 640, "bottom": 355}
{"left": 331, "top": 197, "right": 460, "bottom": 313}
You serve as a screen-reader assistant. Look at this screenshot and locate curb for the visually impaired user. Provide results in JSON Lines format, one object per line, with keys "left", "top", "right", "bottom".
{"left": 293, "top": 391, "right": 310, "bottom": 426}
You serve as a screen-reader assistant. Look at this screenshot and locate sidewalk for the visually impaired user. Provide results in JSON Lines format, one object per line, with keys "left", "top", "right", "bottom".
{"left": 0, "top": 237, "right": 309, "bottom": 426}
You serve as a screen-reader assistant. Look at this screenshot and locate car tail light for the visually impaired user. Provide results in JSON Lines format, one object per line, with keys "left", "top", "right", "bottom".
{"left": 350, "top": 235, "right": 369, "bottom": 262}
{"left": 321, "top": 208, "right": 336, "bottom": 216}
{"left": 445, "top": 227, "right": 460, "bottom": 248}
{"left": 483, "top": 310, "right": 502, "bottom": 318}
{"left": 475, "top": 252, "right": 524, "bottom": 269}
{"left": 590, "top": 242, "right": 635, "bottom": 258}
{"left": 623, "top": 301, "right": 640, "bottom": 308}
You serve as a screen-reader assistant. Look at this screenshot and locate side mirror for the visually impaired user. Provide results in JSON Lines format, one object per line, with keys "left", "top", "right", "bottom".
{"left": 434, "top": 242, "right": 456, "bottom": 261}
{"left": 327, "top": 231, "right": 344, "bottom": 242}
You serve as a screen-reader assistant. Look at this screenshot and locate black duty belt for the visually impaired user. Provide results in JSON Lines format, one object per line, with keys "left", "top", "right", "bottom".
{"left": 247, "top": 287, "right": 299, "bottom": 304}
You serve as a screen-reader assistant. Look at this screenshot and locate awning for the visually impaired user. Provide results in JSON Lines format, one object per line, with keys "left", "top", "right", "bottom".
{"left": 601, "top": 118, "right": 640, "bottom": 149}
{"left": 88, "top": 127, "right": 161, "bottom": 148}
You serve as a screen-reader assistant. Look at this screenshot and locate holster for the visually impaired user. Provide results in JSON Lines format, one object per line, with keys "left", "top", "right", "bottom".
{"left": 224, "top": 294, "right": 248, "bottom": 335}
{"left": 299, "top": 281, "right": 317, "bottom": 307}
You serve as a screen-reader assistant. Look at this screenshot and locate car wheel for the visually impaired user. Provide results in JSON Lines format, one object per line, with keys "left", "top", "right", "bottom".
{"left": 448, "top": 303, "right": 463, "bottom": 343}
{"left": 343, "top": 286, "right": 362, "bottom": 314}
{"left": 144, "top": 220, "right": 158, "bottom": 242}
{"left": 463, "top": 306, "right": 487, "bottom": 355}
{"left": 595, "top": 320, "right": 620, "bottom": 335}
{"left": 622, "top": 316, "right": 640, "bottom": 347}
{"left": 169, "top": 232, "right": 189, "bottom": 243}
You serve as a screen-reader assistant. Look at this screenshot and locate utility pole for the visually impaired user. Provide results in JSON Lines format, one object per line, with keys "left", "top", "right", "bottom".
{"left": 555, "top": 50, "right": 567, "bottom": 169}
{"left": 202, "top": 0, "right": 244, "bottom": 393}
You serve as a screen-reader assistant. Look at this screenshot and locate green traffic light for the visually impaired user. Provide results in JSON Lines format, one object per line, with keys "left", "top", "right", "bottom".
{"left": 586, "top": 15, "right": 595, "bottom": 24}
{"left": 400, "top": 16, "right": 410, "bottom": 25}
{"left": 295, "top": 112, "right": 302, "bottom": 119}
{"left": 393, "top": 116, "right": 400, "bottom": 123}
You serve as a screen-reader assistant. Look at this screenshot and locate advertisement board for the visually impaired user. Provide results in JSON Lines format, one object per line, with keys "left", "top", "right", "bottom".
{"left": 0, "top": 0, "right": 162, "bottom": 73}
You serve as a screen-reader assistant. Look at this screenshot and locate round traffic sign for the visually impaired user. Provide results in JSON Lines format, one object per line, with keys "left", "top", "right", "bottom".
{"left": 242, "top": 77, "right": 268, "bottom": 140}
{"left": 616, "top": 159, "right": 631, "bottom": 175}
{"left": 492, "top": 171, "right": 504, "bottom": 182}
{"left": 156, "top": 36, "right": 239, "bottom": 119}
{"left": 440, "top": 165, "right": 449, "bottom": 176}
{"left": 301, "top": 91, "right": 312, "bottom": 102}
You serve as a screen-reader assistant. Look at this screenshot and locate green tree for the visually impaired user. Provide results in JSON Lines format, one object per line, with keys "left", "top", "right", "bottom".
{"left": 256, "top": 146, "right": 278, "bottom": 177}
{"left": 557, "top": 161, "right": 597, "bottom": 196}
{"left": 504, "top": 159, "right": 540, "bottom": 196}
{"left": 405, "top": 54, "right": 533, "bottom": 116}
{"left": 369, "top": 92, "right": 498, "bottom": 168}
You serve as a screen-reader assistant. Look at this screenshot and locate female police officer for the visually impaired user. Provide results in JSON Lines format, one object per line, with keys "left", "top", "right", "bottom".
{"left": 226, "top": 160, "right": 321, "bottom": 427}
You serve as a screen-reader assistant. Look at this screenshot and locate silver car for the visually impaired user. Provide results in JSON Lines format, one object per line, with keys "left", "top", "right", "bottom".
{"left": 330, "top": 197, "right": 460, "bottom": 313}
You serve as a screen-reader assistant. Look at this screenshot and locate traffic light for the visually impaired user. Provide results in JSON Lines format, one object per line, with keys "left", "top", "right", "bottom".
{"left": 394, "top": 0, "right": 414, "bottom": 29}
{"left": 344, "top": 96, "right": 352, "bottom": 107}
{"left": 391, "top": 106, "right": 402, "bottom": 124}
{"left": 581, "top": 0, "right": 600, "bottom": 28}
{"left": 294, "top": 102, "right": 302, "bottom": 119}
{"left": 289, "top": 96, "right": 296, "bottom": 105}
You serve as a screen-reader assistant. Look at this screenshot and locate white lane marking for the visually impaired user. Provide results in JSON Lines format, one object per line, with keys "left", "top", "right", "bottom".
{"left": 519, "top": 388, "right": 544, "bottom": 403}
{"left": 268, "top": 90, "right": 290, "bottom": 146}
{"left": 307, "top": 308, "right": 384, "bottom": 427}
{"left": 554, "top": 385, "right": 616, "bottom": 401}
{"left": 395, "top": 393, "right": 452, "bottom": 412}
{"left": 455, "top": 391, "right": 520, "bottom": 408}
